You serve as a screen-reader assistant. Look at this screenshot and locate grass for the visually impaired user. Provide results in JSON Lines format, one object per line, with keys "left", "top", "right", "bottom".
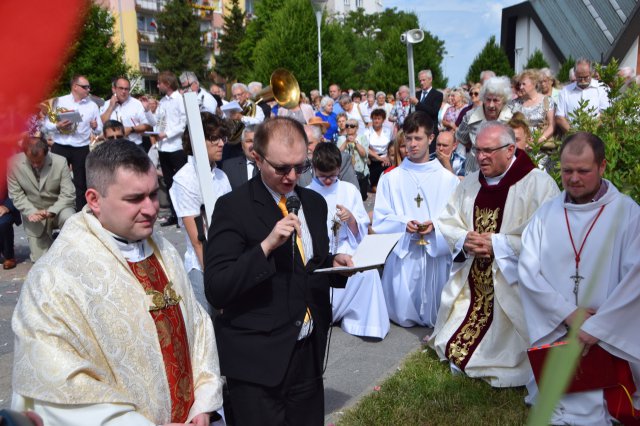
{"left": 337, "top": 348, "right": 529, "bottom": 426}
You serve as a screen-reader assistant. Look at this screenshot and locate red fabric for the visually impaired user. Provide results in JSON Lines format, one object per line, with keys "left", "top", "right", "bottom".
{"left": 128, "top": 255, "right": 195, "bottom": 423}
{"left": 0, "top": 1, "right": 85, "bottom": 192}
{"left": 604, "top": 359, "right": 639, "bottom": 425}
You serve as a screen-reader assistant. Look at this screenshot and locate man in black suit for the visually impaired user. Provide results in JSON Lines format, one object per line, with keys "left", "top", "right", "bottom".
{"left": 221, "top": 125, "right": 258, "bottom": 190}
{"left": 411, "top": 69, "right": 443, "bottom": 152}
{"left": 204, "top": 117, "right": 353, "bottom": 425}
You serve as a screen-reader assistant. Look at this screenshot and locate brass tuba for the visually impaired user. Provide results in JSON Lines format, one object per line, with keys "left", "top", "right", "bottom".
{"left": 254, "top": 68, "right": 300, "bottom": 109}
{"left": 43, "top": 98, "right": 77, "bottom": 135}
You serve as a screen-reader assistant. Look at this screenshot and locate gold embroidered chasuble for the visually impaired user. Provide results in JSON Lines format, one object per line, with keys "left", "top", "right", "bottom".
{"left": 430, "top": 151, "right": 560, "bottom": 387}
{"left": 12, "top": 210, "right": 223, "bottom": 424}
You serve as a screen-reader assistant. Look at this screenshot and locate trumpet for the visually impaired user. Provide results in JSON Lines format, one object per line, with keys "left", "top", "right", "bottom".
{"left": 43, "top": 98, "right": 77, "bottom": 135}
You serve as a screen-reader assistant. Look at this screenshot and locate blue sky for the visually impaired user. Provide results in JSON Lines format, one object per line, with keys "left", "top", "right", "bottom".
{"left": 384, "top": 0, "right": 522, "bottom": 86}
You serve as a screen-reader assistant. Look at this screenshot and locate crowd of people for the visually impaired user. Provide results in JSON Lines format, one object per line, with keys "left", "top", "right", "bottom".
{"left": 2, "top": 59, "right": 639, "bottom": 426}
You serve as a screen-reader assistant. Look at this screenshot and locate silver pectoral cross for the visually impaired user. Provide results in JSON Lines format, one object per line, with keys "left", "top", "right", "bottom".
{"left": 570, "top": 268, "right": 584, "bottom": 303}
{"left": 415, "top": 193, "right": 423, "bottom": 208}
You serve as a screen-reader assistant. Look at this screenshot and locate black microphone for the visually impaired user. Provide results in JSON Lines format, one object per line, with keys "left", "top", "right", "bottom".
{"left": 286, "top": 196, "right": 301, "bottom": 265}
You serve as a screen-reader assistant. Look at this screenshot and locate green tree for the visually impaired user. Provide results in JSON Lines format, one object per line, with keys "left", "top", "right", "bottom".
{"left": 155, "top": 0, "right": 208, "bottom": 78}
{"left": 55, "top": 3, "right": 130, "bottom": 98}
{"left": 465, "top": 35, "right": 513, "bottom": 83}
{"left": 236, "top": 0, "right": 285, "bottom": 81}
{"left": 215, "top": 0, "right": 245, "bottom": 80}
{"left": 557, "top": 56, "right": 575, "bottom": 83}
{"left": 524, "top": 49, "right": 550, "bottom": 69}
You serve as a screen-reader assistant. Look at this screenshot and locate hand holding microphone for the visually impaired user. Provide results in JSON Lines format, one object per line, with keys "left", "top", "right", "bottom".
{"left": 260, "top": 196, "right": 302, "bottom": 257}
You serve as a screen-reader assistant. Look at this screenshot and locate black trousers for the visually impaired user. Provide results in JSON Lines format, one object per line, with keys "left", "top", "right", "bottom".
{"left": 51, "top": 143, "right": 89, "bottom": 211}
{"left": 225, "top": 336, "right": 324, "bottom": 426}
{"left": 158, "top": 150, "right": 187, "bottom": 218}
{"left": 0, "top": 221, "right": 15, "bottom": 259}
{"left": 369, "top": 159, "right": 385, "bottom": 189}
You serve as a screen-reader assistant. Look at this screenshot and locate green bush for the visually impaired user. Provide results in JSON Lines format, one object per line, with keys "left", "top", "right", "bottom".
{"left": 531, "top": 59, "right": 640, "bottom": 203}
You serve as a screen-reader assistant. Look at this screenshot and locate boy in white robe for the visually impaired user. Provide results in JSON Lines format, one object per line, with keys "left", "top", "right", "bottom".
{"left": 307, "top": 142, "right": 390, "bottom": 339}
{"left": 519, "top": 132, "right": 640, "bottom": 425}
{"left": 373, "top": 111, "right": 459, "bottom": 327}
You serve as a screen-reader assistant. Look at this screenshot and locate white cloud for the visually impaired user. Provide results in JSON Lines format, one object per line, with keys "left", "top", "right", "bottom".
{"left": 382, "top": 0, "right": 521, "bottom": 85}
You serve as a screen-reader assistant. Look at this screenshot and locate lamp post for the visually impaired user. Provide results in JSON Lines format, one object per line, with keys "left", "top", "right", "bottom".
{"left": 310, "top": 0, "right": 328, "bottom": 95}
{"left": 401, "top": 29, "right": 425, "bottom": 102}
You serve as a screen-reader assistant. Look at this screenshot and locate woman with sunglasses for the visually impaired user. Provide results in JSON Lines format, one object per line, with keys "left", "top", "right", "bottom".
{"left": 455, "top": 83, "right": 482, "bottom": 128}
{"left": 338, "top": 118, "right": 370, "bottom": 200}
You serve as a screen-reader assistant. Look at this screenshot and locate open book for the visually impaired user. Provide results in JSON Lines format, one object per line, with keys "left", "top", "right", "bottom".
{"left": 314, "top": 232, "right": 403, "bottom": 274}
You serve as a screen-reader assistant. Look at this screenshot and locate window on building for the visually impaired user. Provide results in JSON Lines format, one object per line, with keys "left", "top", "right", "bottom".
{"left": 355, "top": 0, "right": 362, "bottom": 7}
{"left": 344, "top": 0, "right": 350, "bottom": 6}
{"left": 137, "top": 14, "right": 157, "bottom": 33}
{"left": 139, "top": 47, "right": 157, "bottom": 64}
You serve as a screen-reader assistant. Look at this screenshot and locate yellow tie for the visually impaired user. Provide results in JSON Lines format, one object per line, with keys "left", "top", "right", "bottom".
{"left": 278, "top": 195, "right": 306, "bottom": 265}
{"left": 278, "top": 196, "right": 312, "bottom": 329}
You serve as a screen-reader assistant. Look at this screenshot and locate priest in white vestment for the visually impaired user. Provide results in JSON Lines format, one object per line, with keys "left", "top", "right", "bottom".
{"left": 518, "top": 132, "right": 640, "bottom": 425}
{"left": 430, "top": 121, "right": 559, "bottom": 387}
{"left": 373, "top": 112, "right": 459, "bottom": 328}
{"left": 307, "top": 143, "right": 390, "bottom": 339}
{"left": 12, "top": 140, "right": 222, "bottom": 426}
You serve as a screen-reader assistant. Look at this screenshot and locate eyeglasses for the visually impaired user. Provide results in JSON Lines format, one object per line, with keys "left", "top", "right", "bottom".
{"left": 105, "top": 135, "right": 123, "bottom": 140}
{"left": 115, "top": 86, "right": 130, "bottom": 91}
{"left": 471, "top": 143, "right": 511, "bottom": 156}
{"left": 575, "top": 75, "right": 591, "bottom": 81}
{"left": 470, "top": 91, "right": 479, "bottom": 96}
{"left": 345, "top": 124, "right": 357, "bottom": 129}
{"left": 206, "top": 136, "right": 228, "bottom": 145}
{"left": 76, "top": 84, "right": 91, "bottom": 90}
{"left": 262, "top": 156, "right": 311, "bottom": 176}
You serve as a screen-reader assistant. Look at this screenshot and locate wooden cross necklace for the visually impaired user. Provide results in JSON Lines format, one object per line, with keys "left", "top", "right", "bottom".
{"left": 563, "top": 205, "right": 605, "bottom": 304}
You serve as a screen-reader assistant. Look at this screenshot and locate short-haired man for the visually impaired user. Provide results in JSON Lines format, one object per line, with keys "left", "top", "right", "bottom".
{"left": 204, "top": 117, "right": 352, "bottom": 425}
{"left": 102, "top": 119, "right": 125, "bottom": 140}
{"left": 429, "top": 130, "right": 466, "bottom": 177}
{"left": 411, "top": 69, "right": 443, "bottom": 149}
{"left": 230, "top": 82, "right": 265, "bottom": 125}
{"left": 155, "top": 71, "right": 188, "bottom": 227}
{"left": 44, "top": 74, "right": 102, "bottom": 210}
{"left": 8, "top": 135, "right": 75, "bottom": 261}
{"left": 372, "top": 112, "right": 460, "bottom": 327}
{"left": 556, "top": 58, "right": 610, "bottom": 134}
{"left": 430, "top": 121, "right": 559, "bottom": 387}
{"left": 221, "top": 125, "right": 258, "bottom": 190}
{"left": 518, "top": 132, "right": 640, "bottom": 425}
{"left": 179, "top": 71, "right": 218, "bottom": 115}
{"left": 12, "top": 140, "right": 222, "bottom": 425}
{"left": 100, "top": 76, "right": 152, "bottom": 149}
{"left": 328, "top": 83, "right": 344, "bottom": 114}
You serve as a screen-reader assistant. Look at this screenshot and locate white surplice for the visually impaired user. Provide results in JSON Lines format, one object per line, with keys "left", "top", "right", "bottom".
{"left": 430, "top": 167, "right": 559, "bottom": 387}
{"left": 372, "top": 158, "right": 460, "bottom": 327}
{"left": 518, "top": 181, "right": 640, "bottom": 424}
{"left": 307, "top": 179, "right": 390, "bottom": 339}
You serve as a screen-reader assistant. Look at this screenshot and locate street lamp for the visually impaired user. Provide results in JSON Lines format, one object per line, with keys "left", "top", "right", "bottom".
{"left": 310, "top": 0, "right": 328, "bottom": 95}
{"left": 401, "top": 29, "right": 424, "bottom": 100}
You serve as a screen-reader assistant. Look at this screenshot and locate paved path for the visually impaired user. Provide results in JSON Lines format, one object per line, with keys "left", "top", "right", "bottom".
{"left": 0, "top": 196, "right": 426, "bottom": 425}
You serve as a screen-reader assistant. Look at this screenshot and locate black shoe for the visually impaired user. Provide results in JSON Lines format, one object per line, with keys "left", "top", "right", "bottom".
{"left": 160, "top": 216, "right": 178, "bottom": 227}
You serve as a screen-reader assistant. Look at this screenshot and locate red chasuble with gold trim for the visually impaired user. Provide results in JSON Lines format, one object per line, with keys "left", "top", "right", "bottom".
{"left": 128, "top": 254, "right": 195, "bottom": 423}
{"left": 446, "top": 150, "right": 535, "bottom": 371}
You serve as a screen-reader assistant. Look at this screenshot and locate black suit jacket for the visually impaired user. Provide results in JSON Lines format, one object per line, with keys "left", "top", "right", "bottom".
{"left": 415, "top": 88, "right": 443, "bottom": 150}
{"left": 204, "top": 176, "right": 347, "bottom": 387}
{"left": 221, "top": 156, "right": 251, "bottom": 190}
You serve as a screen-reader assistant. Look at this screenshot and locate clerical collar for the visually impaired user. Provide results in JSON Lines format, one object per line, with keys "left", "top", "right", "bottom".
{"left": 565, "top": 180, "right": 608, "bottom": 204}
{"left": 484, "top": 156, "right": 516, "bottom": 186}
{"left": 109, "top": 232, "right": 152, "bottom": 262}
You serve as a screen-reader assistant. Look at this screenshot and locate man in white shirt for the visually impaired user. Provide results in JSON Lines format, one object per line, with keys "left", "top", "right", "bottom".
{"left": 44, "top": 74, "right": 102, "bottom": 210}
{"left": 155, "top": 71, "right": 188, "bottom": 227}
{"left": 556, "top": 58, "right": 610, "bottom": 134}
{"left": 99, "top": 76, "right": 152, "bottom": 150}
{"left": 179, "top": 71, "right": 219, "bottom": 115}
{"left": 359, "top": 90, "right": 376, "bottom": 127}
{"left": 230, "top": 83, "right": 265, "bottom": 125}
